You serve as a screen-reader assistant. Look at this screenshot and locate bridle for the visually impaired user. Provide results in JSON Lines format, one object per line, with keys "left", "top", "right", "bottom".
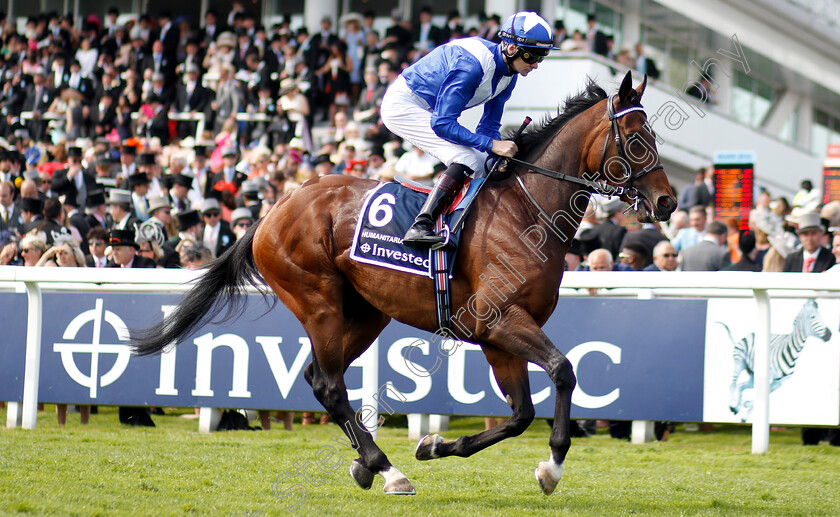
{"left": 507, "top": 94, "right": 664, "bottom": 221}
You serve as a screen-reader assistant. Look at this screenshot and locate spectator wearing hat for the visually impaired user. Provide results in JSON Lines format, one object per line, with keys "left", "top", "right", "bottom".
{"left": 211, "top": 146, "right": 247, "bottom": 192}
{"left": 169, "top": 173, "right": 197, "bottom": 214}
{"left": 117, "top": 144, "right": 137, "bottom": 179}
{"left": 136, "top": 152, "right": 164, "bottom": 198}
{"left": 22, "top": 67, "right": 54, "bottom": 142}
{"left": 167, "top": 209, "right": 203, "bottom": 250}
{"left": 106, "top": 228, "right": 155, "bottom": 269}
{"left": 85, "top": 226, "right": 109, "bottom": 267}
{"left": 239, "top": 179, "right": 263, "bottom": 220}
{"left": 199, "top": 10, "right": 227, "bottom": 48}
{"left": 0, "top": 180, "right": 23, "bottom": 236}
{"left": 201, "top": 197, "right": 236, "bottom": 258}
{"left": 140, "top": 197, "right": 181, "bottom": 268}
{"left": 84, "top": 190, "right": 109, "bottom": 229}
{"left": 107, "top": 189, "right": 140, "bottom": 231}
{"left": 190, "top": 145, "right": 214, "bottom": 196}
{"left": 128, "top": 171, "right": 151, "bottom": 221}
{"left": 783, "top": 212, "right": 835, "bottom": 273}
{"left": 722, "top": 231, "right": 762, "bottom": 272}
{"left": 52, "top": 146, "right": 97, "bottom": 211}
{"left": 174, "top": 64, "right": 212, "bottom": 139}
{"left": 230, "top": 207, "right": 254, "bottom": 239}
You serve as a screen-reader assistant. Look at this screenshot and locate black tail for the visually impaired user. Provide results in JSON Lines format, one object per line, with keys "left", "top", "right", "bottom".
{"left": 131, "top": 221, "right": 265, "bottom": 356}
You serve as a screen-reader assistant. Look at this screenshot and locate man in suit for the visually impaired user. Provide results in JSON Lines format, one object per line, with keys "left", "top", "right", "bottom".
{"left": 166, "top": 209, "right": 203, "bottom": 250}
{"left": 783, "top": 212, "right": 835, "bottom": 274}
{"left": 174, "top": 64, "right": 213, "bottom": 139}
{"left": 680, "top": 220, "right": 730, "bottom": 271}
{"left": 200, "top": 197, "right": 236, "bottom": 258}
{"left": 22, "top": 68, "right": 54, "bottom": 142}
{"left": 634, "top": 43, "right": 660, "bottom": 80}
{"left": 156, "top": 11, "right": 180, "bottom": 60}
{"left": 620, "top": 223, "right": 668, "bottom": 267}
{"left": 106, "top": 189, "right": 141, "bottom": 231}
{"left": 63, "top": 194, "right": 91, "bottom": 251}
{"left": 210, "top": 146, "right": 247, "bottom": 193}
{"left": 643, "top": 241, "right": 678, "bottom": 271}
{"left": 586, "top": 14, "right": 609, "bottom": 56}
{"left": 413, "top": 6, "right": 442, "bottom": 56}
{"left": 52, "top": 146, "right": 98, "bottom": 211}
{"left": 84, "top": 190, "right": 109, "bottom": 229}
{"left": 141, "top": 40, "right": 177, "bottom": 89}
{"left": 89, "top": 93, "right": 117, "bottom": 137}
{"left": 590, "top": 198, "right": 627, "bottom": 259}
{"left": 0, "top": 180, "right": 23, "bottom": 236}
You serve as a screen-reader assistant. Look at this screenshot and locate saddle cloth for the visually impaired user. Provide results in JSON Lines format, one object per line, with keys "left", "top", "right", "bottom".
{"left": 349, "top": 177, "right": 483, "bottom": 277}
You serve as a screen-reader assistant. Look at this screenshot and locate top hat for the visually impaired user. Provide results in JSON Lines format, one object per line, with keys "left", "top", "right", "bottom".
{"left": 67, "top": 146, "right": 83, "bottom": 159}
{"left": 176, "top": 209, "right": 201, "bottom": 231}
{"left": 137, "top": 153, "right": 157, "bottom": 166}
{"left": 230, "top": 207, "right": 254, "bottom": 225}
{"left": 109, "top": 228, "right": 139, "bottom": 249}
{"left": 86, "top": 189, "right": 106, "bottom": 206}
{"left": 19, "top": 196, "right": 43, "bottom": 213}
{"left": 222, "top": 146, "right": 238, "bottom": 157}
{"left": 795, "top": 212, "right": 825, "bottom": 233}
{"left": 200, "top": 198, "right": 220, "bottom": 213}
{"left": 193, "top": 145, "right": 208, "bottom": 157}
{"left": 240, "top": 179, "right": 261, "bottom": 196}
{"left": 121, "top": 144, "right": 137, "bottom": 156}
{"left": 147, "top": 195, "right": 172, "bottom": 214}
{"left": 127, "top": 172, "right": 150, "bottom": 188}
{"left": 107, "top": 189, "right": 132, "bottom": 205}
{"left": 314, "top": 153, "right": 334, "bottom": 167}
{"left": 171, "top": 173, "right": 194, "bottom": 188}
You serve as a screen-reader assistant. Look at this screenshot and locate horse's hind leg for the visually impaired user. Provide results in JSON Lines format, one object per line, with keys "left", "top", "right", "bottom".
{"left": 416, "top": 348, "right": 535, "bottom": 460}
{"left": 303, "top": 289, "right": 414, "bottom": 494}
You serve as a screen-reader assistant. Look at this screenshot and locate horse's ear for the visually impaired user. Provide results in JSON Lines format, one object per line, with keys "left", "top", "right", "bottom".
{"left": 618, "top": 70, "right": 633, "bottom": 104}
{"left": 636, "top": 74, "right": 648, "bottom": 100}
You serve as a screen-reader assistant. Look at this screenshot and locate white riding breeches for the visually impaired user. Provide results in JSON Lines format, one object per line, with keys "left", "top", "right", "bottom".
{"left": 380, "top": 76, "right": 488, "bottom": 174}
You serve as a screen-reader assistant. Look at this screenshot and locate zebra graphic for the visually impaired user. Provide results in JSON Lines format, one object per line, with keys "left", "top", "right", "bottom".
{"left": 719, "top": 299, "right": 832, "bottom": 421}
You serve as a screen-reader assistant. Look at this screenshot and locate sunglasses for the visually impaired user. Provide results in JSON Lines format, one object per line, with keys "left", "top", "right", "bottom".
{"left": 204, "top": 211, "right": 220, "bottom": 217}
{"left": 519, "top": 50, "right": 546, "bottom": 65}
{"left": 234, "top": 221, "right": 251, "bottom": 228}
{"left": 660, "top": 253, "right": 678, "bottom": 258}
{"left": 21, "top": 247, "right": 35, "bottom": 253}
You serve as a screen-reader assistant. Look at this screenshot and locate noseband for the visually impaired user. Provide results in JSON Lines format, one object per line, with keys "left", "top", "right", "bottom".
{"left": 507, "top": 94, "right": 664, "bottom": 221}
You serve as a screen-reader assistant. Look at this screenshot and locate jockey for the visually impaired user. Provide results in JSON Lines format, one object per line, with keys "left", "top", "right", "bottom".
{"left": 380, "top": 11, "right": 558, "bottom": 248}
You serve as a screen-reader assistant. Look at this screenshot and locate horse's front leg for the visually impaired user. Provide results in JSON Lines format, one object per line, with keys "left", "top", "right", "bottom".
{"left": 480, "top": 306, "right": 575, "bottom": 495}
{"left": 415, "top": 350, "right": 535, "bottom": 459}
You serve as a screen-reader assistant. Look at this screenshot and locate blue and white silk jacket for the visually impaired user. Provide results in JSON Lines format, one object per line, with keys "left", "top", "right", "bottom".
{"left": 401, "top": 37, "right": 517, "bottom": 153}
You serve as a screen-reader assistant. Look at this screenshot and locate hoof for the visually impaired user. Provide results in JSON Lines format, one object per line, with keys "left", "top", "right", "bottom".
{"left": 349, "top": 459, "right": 374, "bottom": 490}
{"left": 381, "top": 467, "right": 416, "bottom": 495}
{"left": 383, "top": 477, "right": 416, "bottom": 495}
{"left": 534, "top": 459, "right": 564, "bottom": 495}
{"left": 415, "top": 434, "right": 444, "bottom": 461}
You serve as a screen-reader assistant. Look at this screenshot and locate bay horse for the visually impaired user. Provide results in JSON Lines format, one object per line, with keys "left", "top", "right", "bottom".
{"left": 133, "top": 71, "right": 677, "bottom": 496}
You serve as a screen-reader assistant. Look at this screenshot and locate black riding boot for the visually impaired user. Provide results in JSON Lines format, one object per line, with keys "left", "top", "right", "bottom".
{"left": 403, "top": 167, "right": 467, "bottom": 248}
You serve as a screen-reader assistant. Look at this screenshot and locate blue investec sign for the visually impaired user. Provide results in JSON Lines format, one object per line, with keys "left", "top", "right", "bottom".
{"left": 0, "top": 292, "right": 706, "bottom": 421}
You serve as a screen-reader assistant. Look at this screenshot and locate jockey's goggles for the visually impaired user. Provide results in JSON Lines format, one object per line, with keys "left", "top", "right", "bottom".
{"left": 519, "top": 49, "right": 548, "bottom": 64}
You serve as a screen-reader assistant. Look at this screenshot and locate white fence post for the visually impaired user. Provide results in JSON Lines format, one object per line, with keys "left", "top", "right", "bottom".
{"left": 21, "top": 281, "right": 42, "bottom": 429}
{"left": 632, "top": 288, "right": 655, "bottom": 443}
{"left": 752, "top": 288, "right": 771, "bottom": 454}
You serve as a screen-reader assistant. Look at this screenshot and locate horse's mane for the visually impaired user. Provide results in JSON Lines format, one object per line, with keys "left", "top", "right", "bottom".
{"left": 510, "top": 79, "right": 608, "bottom": 157}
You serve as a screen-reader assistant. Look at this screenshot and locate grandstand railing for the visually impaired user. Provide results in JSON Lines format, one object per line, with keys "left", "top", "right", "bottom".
{"left": 1, "top": 266, "right": 837, "bottom": 452}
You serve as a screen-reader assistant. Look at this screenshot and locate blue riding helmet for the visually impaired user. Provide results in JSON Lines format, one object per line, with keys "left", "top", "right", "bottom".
{"left": 498, "top": 12, "right": 560, "bottom": 53}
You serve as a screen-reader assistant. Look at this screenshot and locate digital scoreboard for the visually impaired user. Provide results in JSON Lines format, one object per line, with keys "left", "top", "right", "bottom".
{"left": 823, "top": 144, "right": 840, "bottom": 204}
{"left": 713, "top": 151, "right": 755, "bottom": 231}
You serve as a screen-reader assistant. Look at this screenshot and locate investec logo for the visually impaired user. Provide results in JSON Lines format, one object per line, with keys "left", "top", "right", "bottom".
{"left": 360, "top": 230, "right": 429, "bottom": 268}
{"left": 53, "top": 298, "right": 132, "bottom": 398}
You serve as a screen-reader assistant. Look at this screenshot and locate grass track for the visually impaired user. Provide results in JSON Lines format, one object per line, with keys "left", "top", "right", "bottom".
{"left": 1, "top": 407, "right": 839, "bottom": 516}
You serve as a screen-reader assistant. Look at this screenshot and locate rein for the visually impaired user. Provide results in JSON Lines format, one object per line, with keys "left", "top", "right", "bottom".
{"left": 510, "top": 94, "right": 664, "bottom": 217}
